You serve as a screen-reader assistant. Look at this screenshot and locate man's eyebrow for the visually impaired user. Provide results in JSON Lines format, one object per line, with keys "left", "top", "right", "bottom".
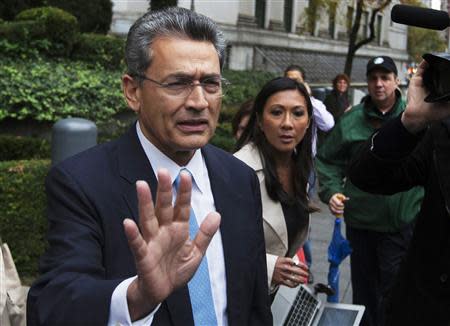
{"left": 165, "top": 72, "right": 221, "bottom": 80}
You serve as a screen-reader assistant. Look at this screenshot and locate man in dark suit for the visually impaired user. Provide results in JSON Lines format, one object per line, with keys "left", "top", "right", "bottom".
{"left": 27, "top": 7, "right": 272, "bottom": 325}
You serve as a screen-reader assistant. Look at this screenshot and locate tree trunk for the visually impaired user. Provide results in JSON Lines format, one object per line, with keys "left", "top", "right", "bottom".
{"left": 344, "top": 0, "right": 364, "bottom": 76}
{"left": 344, "top": 0, "right": 391, "bottom": 77}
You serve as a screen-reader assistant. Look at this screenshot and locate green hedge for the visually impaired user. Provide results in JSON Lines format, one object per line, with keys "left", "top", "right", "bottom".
{"left": 0, "top": 21, "right": 47, "bottom": 60}
{"left": 0, "top": 159, "right": 50, "bottom": 278}
{"left": 0, "top": 6, "right": 122, "bottom": 68}
{"left": 0, "top": 20, "right": 46, "bottom": 43}
{"left": 0, "top": 135, "right": 50, "bottom": 161}
{"left": 16, "top": 6, "right": 79, "bottom": 56}
{"left": 46, "top": 0, "right": 112, "bottom": 34}
{"left": 0, "top": 54, "right": 275, "bottom": 124}
{"left": 222, "top": 69, "right": 276, "bottom": 104}
{"left": 0, "top": 57, "right": 125, "bottom": 123}
{"left": 210, "top": 122, "right": 234, "bottom": 152}
{"left": 72, "top": 33, "right": 125, "bottom": 69}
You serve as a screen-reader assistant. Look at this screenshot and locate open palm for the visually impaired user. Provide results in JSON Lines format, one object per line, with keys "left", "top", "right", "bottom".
{"left": 123, "top": 169, "right": 221, "bottom": 320}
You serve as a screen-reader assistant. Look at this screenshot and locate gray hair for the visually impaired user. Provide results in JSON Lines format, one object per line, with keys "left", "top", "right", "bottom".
{"left": 125, "top": 7, "right": 226, "bottom": 78}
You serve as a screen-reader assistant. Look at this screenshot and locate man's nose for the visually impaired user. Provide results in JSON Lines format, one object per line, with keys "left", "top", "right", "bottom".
{"left": 185, "top": 84, "right": 208, "bottom": 110}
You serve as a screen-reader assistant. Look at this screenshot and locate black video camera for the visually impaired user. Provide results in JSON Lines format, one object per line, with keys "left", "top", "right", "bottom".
{"left": 391, "top": 5, "right": 450, "bottom": 103}
{"left": 422, "top": 53, "right": 450, "bottom": 103}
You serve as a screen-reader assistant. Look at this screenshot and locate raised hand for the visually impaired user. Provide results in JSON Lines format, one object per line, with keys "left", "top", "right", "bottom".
{"left": 123, "top": 169, "right": 221, "bottom": 321}
{"left": 402, "top": 60, "right": 450, "bottom": 134}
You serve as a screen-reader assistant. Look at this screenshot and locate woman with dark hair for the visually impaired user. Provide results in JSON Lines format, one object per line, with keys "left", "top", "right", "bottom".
{"left": 324, "top": 73, "right": 351, "bottom": 122}
{"left": 234, "top": 77, "right": 313, "bottom": 293}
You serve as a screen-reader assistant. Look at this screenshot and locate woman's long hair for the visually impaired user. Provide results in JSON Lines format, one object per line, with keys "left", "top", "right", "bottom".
{"left": 235, "top": 77, "right": 314, "bottom": 209}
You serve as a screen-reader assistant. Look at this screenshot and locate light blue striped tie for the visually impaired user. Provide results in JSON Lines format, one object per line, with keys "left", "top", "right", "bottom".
{"left": 174, "top": 169, "right": 218, "bottom": 326}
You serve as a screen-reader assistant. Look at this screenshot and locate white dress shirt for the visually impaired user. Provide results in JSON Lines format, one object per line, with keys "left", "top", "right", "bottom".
{"left": 108, "top": 122, "right": 228, "bottom": 325}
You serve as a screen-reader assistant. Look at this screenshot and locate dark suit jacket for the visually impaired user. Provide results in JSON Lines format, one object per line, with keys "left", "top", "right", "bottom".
{"left": 27, "top": 125, "right": 272, "bottom": 325}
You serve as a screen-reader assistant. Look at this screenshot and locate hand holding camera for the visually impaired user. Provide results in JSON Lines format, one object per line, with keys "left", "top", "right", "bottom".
{"left": 402, "top": 60, "right": 450, "bottom": 134}
{"left": 391, "top": 5, "right": 450, "bottom": 134}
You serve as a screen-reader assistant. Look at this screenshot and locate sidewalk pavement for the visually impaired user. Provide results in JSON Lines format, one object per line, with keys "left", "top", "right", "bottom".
{"left": 308, "top": 199, "right": 353, "bottom": 304}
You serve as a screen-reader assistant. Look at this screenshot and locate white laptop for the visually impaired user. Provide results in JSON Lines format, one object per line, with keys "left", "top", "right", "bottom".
{"left": 271, "top": 284, "right": 365, "bottom": 326}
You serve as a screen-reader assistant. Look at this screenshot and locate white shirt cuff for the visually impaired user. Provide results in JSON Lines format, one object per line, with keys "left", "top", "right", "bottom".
{"left": 108, "top": 276, "right": 161, "bottom": 326}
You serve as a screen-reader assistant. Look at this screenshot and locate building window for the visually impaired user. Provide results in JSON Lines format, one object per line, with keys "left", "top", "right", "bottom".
{"left": 362, "top": 10, "right": 369, "bottom": 38}
{"left": 284, "top": 0, "right": 294, "bottom": 32}
{"left": 376, "top": 14, "right": 383, "bottom": 45}
{"left": 255, "top": 0, "right": 266, "bottom": 28}
{"left": 328, "top": 2, "right": 337, "bottom": 38}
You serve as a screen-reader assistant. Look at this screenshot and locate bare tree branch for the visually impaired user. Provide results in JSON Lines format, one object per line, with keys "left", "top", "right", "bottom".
{"left": 354, "top": 0, "right": 391, "bottom": 50}
{"left": 344, "top": 0, "right": 392, "bottom": 76}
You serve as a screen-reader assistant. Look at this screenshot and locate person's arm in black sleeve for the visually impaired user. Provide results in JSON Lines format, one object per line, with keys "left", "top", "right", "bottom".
{"left": 369, "top": 114, "right": 423, "bottom": 160}
{"left": 348, "top": 113, "right": 431, "bottom": 195}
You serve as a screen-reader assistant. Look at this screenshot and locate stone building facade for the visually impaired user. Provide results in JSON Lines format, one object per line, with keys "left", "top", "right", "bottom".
{"left": 110, "top": 0, "right": 409, "bottom": 84}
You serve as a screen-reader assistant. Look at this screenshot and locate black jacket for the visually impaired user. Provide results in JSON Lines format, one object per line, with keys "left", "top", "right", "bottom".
{"left": 348, "top": 115, "right": 450, "bottom": 326}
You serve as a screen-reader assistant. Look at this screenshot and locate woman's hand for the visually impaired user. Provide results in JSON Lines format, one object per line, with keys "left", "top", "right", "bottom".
{"left": 272, "top": 256, "right": 309, "bottom": 288}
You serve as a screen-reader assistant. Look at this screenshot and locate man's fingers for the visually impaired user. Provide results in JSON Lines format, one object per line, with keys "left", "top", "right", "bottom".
{"left": 329, "top": 193, "right": 348, "bottom": 215}
{"left": 329, "top": 203, "right": 343, "bottom": 215}
{"left": 136, "top": 181, "right": 158, "bottom": 241}
{"left": 409, "top": 60, "right": 428, "bottom": 89}
{"left": 415, "top": 60, "right": 428, "bottom": 78}
{"left": 155, "top": 169, "right": 175, "bottom": 225}
{"left": 123, "top": 218, "right": 148, "bottom": 263}
{"left": 193, "top": 212, "right": 221, "bottom": 254}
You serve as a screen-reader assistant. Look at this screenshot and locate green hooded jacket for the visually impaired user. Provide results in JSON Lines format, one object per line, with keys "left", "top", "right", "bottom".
{"left": 316, "top": 92, "right": 424, "bottom": 232}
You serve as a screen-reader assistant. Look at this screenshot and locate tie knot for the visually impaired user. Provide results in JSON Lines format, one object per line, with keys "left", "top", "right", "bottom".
{"left": 173, "top": 168, "right": 192, "bottom": 191}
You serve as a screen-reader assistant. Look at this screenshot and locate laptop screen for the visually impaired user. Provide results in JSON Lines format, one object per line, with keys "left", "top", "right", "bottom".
{"left": 317, "top": 307, "right": 359, "bottom": 326}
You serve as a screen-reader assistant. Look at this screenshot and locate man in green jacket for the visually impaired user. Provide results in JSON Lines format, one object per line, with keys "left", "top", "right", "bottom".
{"left": 316, "top": 56, "right": 423, "bottom": 326}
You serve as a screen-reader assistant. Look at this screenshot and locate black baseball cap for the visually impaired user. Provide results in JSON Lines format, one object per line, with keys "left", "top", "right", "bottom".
{"left": 366, "top": 56, "right": 398, "bottom": 76}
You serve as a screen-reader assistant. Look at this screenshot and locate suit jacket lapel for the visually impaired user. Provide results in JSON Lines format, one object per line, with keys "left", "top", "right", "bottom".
{"left": 116, "top": 124, "right": 194, "bottom": 325}
{"left": 202, "top": 145, "right": 246, "bottom": 322}
{"left": 117, "top": 124, "right": 157, "bottom": 222}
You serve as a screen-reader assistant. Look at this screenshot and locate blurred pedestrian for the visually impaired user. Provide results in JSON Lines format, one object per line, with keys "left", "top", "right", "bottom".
{"left": 324, "top": 73, "right": 351, "bottom": 122}
{"left": 231, "top": 98, "right": 253, "bottom": 141}
{"left": 316, "top": 56, "right": 424, "bottom": 326}
{"left": 234, "top": 77, "right": 312, "bottom": 295}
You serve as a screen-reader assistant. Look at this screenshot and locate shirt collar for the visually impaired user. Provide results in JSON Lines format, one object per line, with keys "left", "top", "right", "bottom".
{"left": 136, "top": 122, "right": 206, "bottom": 194}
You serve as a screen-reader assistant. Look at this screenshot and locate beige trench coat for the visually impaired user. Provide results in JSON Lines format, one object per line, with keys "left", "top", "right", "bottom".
{"left": 234, "top": 143, "right": 310, "bottom": 293}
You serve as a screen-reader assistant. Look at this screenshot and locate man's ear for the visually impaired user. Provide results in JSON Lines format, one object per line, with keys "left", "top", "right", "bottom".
{"left": 122, "top": 74, "right": 141, "bottom": 113}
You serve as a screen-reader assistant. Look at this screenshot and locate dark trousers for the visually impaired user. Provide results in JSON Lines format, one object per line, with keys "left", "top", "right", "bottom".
{"left": 385, "top": 252, "right": 450, "bottom": 326}
{"left": 346, "top": 224, "right": 414, "bottom": 326}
